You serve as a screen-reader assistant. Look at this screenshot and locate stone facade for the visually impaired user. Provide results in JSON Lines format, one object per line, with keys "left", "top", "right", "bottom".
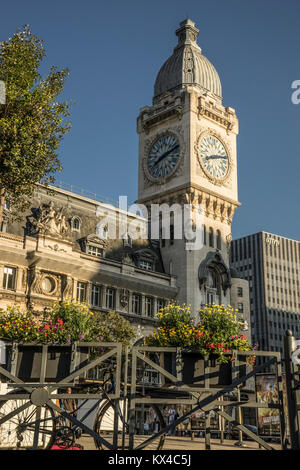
{"left": 0, "top": 185, "right": 177, "bottom": 337}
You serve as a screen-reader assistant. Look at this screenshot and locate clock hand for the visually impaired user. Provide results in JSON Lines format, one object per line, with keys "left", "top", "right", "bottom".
{"left": 205, "top": 154, "right": 228, "bottom": 160}
{"left": 154, "top": 144, "right": 179, "bottom": 166}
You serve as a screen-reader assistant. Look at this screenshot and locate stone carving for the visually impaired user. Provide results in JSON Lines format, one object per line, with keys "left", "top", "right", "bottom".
{"left": 120, "top": 289, "right": 129, "bottom": 308}
{"left": 226, "top": 233, "right": 232, "bottom": 253}
{"left": 29, "top": 202, "right": 69, "bottom": 238}
{"left": 29, "top": 268, "right": 59, "bottom": 296}
{"left": 63, "top": 276, "right": 73, "bottom": 299}
{"left": 183, "top": 47, "right": 194, "bottom": 83}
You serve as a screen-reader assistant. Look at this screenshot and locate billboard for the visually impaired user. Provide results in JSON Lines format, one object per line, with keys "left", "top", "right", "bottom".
{"left": 255, "top": 374, "right": 280, "bottom": 436}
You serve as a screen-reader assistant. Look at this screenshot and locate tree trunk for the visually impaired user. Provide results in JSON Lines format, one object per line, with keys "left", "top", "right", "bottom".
{"left": 0, "top": 187, "right": 6, "bottom": 229}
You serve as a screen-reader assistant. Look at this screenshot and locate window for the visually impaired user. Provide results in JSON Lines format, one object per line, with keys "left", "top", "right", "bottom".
{"left": 209, "top": 227, "right": 214, "bottom": 247}
{"left": 0, "top": 220, "right": 7, "bottom": 232}
{"left": 3, "top": 266, "right": 16, "bottom": 290}
{"left": 203, "top": 225, "right": 207, "bottom": 245}
{"left": 77, "top": 282, "right": 87, "bottom": 302}
{"left": 71, "top": 217, "right": 81, "bottom": 231}
{"left": 139, "top": 260, "right": 154, "bottom": 271}
{"left": 132, "top": 294, "right": 141, "bottom": 315}
{"left": 96, "top": 224, "right": 108, "bottom": 240}
{"left": 216, "top": 230, "right": 221, "bottom": 250}
{"left": 91, "top": 284, "right": 101, "bottom": 307}
{"left": 237, "top": 287, "right": 243, "bottom": 297}
{"left": 105, "top": 288, "right": 115, "bottom": 309}
{"left": 88, "top": 245, "right": 103, "bottom": 257}
{"left": 170, "top": 224, "right": 174, "bottom": 245}
{"left": 145, "top": 297, "right": 153, "bottom": 317}
{"left": 237, "top": 303, "right": 244, "bottom": 313}
{"left": 157, "top": 298, "right": 165, "bottom": 312}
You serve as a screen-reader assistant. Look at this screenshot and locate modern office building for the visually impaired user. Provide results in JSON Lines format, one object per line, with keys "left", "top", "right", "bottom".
{"left": 230, "top": 231, "right": 300, "bottom": 353}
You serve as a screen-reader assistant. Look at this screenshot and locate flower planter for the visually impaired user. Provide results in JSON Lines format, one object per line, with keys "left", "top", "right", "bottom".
{"left": 160, "top": 351, "right": 247, "bottom": 388}
{"left": 3, "top": 343, "right": 89, "bottom": 382}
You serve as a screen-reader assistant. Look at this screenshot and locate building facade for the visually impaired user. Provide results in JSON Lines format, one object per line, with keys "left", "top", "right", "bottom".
{"left": 0, "top": 184, "right": 177, "bottom": 336}
{"left": 0, "top": 19, "right": 251, "bottom": 336}
{"left": 230, "top": 231, "right": 300, "bottom": 353}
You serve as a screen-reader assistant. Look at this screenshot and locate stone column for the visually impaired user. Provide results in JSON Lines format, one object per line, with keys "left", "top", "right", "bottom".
{"left": 140, "top": 294, "right": 145, "bottom": 317}
{"left": 16, "top": 267, "right": 23, "bottom": 292}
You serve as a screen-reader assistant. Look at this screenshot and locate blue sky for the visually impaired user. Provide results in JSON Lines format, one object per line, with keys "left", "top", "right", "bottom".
{"left": 1, "top": 0, "right": 300, "bottom": 241}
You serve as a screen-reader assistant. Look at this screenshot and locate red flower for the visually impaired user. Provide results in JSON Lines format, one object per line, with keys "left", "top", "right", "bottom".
{"left": 195, "top": 331, "right": 203, "bottom": 339}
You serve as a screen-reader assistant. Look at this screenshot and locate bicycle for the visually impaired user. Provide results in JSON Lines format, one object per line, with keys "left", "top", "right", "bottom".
{"left": 0, "top": 357, "right": 166, "bottom": 450}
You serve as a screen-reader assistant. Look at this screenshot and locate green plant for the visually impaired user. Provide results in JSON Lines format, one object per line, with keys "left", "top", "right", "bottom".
{"left": 0, "top": 304, "right": 71, "bottom": 343}
{"left": 0, "top": 25, "right": 71, "bottom": 226}
{"left": 0, "top": 302, "right": 136, "bottom": 347}
{"left": 50, "top": 300, "right": 95, "bottom": 341}
{"left": 145, "top": 303, "right": 256, "bottom": 364}
{"left": 90, "top": 311, "right": 136, "bottom": 346}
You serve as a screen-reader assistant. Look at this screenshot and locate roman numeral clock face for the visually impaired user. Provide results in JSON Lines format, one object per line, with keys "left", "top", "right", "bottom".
{"left": 147, "top": 134, "right": 180, "bottom": 180}
{"left": 200, "top": 135, "right": 229, "bottom": 181}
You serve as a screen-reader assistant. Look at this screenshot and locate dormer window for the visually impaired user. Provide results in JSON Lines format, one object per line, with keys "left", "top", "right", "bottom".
{"left": 71, "top": 216, "right": 81, "bottom": 232}
{"left": 139, "top": 259, "right": 154, "bottom": 271}
{"left": 87, "top": 245, "right": 103, "bottom": 257}
{"left": 134, "top": 248, "right": 157, "bottom": 272}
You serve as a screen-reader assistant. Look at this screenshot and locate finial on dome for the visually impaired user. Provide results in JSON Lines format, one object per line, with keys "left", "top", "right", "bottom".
{"left": 175, "top": 19, "right": 201, "bottom": 51}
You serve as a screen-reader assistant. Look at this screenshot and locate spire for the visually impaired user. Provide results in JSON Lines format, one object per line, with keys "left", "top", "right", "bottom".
{"left": 175, "top": 19, "right": 201, "bottom": 52}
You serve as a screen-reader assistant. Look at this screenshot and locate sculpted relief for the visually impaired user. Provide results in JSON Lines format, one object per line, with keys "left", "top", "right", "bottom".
{"left": 28, "top": 202, "right": 69, "bottom": 238}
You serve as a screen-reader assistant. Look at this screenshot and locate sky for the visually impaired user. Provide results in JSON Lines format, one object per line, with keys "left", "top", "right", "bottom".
{"left": 1, "top": 0, "right": 300, "bottom": 241}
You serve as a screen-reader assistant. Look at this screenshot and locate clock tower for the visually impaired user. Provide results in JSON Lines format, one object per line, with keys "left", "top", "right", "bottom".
{"left": 136, "top": 19, "right": 240, "bottom": 313}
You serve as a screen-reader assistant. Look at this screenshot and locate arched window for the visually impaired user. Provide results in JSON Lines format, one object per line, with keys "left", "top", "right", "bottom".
{"left": 206, "top": 267, "right": 221, "bottom": 305}
{"left": 209, "top": 227, "right": 214, "bottom": 247}
{"left": 216, "top": 230, "right": 221, "bottom": 250}
{"left": 71, "top": 216, "right": 81, "bottom": 231}
{"left": 96, "top": 222, "right": 108, "bottom": 240}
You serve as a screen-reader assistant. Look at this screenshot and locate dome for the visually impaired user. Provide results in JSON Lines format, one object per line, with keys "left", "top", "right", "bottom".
{"left": 154, "top": 19, "right": 222, "bottom": 101}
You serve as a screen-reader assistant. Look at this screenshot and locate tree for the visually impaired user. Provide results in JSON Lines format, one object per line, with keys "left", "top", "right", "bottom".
{"left": 0, "top": 25, "right": 71, "bottom": 226}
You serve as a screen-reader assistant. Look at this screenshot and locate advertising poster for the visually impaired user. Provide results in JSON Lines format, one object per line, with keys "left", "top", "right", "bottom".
{"left": 256, "top": 374, "right": 280, "bottom": 436}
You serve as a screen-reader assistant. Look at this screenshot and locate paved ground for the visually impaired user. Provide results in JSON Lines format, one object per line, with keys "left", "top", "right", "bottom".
{"left": 76, "top": 434, "right": 282, "bottom": 451}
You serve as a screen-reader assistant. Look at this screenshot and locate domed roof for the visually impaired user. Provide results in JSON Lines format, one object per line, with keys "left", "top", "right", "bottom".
{"left": 154, "top": 19, "right": 222, "bottom": 101}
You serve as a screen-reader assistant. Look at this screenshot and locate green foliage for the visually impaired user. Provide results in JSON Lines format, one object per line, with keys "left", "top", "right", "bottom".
{"left": 0, "top": 25, "right": 71, "bottom": 221}
{"left": 91, "top": 311, "right": 136, "bottom": 346}
{"left": 0, "top": 302, "right": 136, "bottom": 347}
{"left": 0, "top": 304, "right": 71, "bottom": 343}
{"left": 50, "top": 300, "right": 95, "bottom": 341}
{"left": 146, "top": 303, "right": 255, "bottom": 364}
{"left": 198, "top": 304, "right": 242, "bottom": 343}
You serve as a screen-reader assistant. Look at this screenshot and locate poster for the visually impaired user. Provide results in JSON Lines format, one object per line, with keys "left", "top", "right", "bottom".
{"left": 255, "top": 374, "right": 280, "bottom": 436}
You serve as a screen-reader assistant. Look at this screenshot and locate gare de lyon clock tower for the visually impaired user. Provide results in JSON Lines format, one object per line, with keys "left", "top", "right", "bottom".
{"left": 136, "top": 19, "right": 243, "bottom": 315}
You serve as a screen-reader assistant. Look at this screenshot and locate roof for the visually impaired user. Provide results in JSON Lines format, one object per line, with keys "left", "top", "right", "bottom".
{"left": 154, "top": 19, "right": 222, "bottom": 100}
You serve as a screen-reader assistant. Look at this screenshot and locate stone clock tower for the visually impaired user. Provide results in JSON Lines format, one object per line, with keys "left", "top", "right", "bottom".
{"left": 137, "top": 19, "right": 241, "bottom": 314}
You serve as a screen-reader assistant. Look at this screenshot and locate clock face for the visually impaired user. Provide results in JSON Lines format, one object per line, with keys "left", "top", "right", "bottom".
{"left": 147, "top": 134, "right": 180, "bottom": 179}
{"left": 200, "top": 135, "right": 229, "bottom": 180}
